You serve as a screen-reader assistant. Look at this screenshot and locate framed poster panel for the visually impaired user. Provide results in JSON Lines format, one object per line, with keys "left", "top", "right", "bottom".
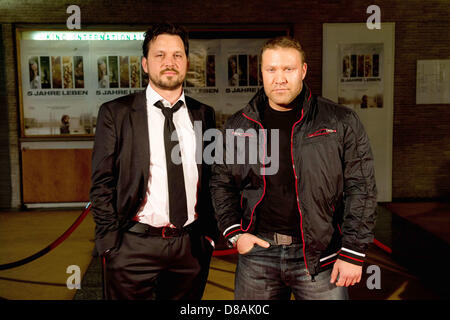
{"left": 17, "top": 27, "right": 289, "bottom": 138}
{"left": 322, "top": 23, "right": 395, "bottom": 202}
{"left": 416, "top": 59, "right": 450, "bottom": 104}
{"left": 17, "top": 30, "right": 147, "bottom": 138}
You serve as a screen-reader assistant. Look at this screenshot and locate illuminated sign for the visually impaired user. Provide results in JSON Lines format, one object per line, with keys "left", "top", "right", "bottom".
{"left": 24, "top": 31, "right": 145, "bottom": 41}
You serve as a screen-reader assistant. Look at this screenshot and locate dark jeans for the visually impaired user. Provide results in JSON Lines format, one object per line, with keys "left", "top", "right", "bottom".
{"left": 103, "top": 229, "right": 213, "bottom": 300}
{"left": 235, "top": 234, "right": 348, "bottom": 300}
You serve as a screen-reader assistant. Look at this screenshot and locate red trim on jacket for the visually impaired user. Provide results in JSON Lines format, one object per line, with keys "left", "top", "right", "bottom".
{"left": 308, "top": 129, "right": 337, "bottom": 138}
{"left": 321, "top": 259, "right": 337, "bottom": 268}
{"left": 339, "top": 253, "right": 364, "bottom": 263}
{"left": 240, "top": 113, "right": 267, "bottom": 233}
{"left": 224, "top": 228, "right": 241, "bottom": 238}
{"left": 337, "top": 224, "right": 342, "bottom": 235}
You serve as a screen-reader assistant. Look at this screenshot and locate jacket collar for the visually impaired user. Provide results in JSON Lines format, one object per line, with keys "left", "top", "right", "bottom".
{"left": 131, "top": 89, "right": 147, "bottom": 111}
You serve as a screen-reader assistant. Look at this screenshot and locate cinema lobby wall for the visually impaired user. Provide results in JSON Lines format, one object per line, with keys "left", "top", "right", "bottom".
{"left": 0, "top": 0, "right": 449, "bottom": 209}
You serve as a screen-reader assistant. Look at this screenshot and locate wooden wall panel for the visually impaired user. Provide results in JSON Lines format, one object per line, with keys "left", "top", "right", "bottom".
{"left": 21, "top": 149, "right": 92, "bottom": 203}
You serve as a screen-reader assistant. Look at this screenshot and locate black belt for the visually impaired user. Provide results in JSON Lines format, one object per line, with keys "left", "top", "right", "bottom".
{"left": 258, "top": 231, "right": 302, "bottom": 245}
{"left": 128, "top": 221, "right": 197, "bottom": 238}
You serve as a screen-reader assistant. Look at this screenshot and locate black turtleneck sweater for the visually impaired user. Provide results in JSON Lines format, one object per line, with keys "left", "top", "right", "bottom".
{"left": 256, "top": 87, "right": 305, "bottom": 237}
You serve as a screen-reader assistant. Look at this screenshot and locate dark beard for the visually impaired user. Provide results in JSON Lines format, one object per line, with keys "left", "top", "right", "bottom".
{"left": 149, "top": 70, "right": 184, "bottom": 91}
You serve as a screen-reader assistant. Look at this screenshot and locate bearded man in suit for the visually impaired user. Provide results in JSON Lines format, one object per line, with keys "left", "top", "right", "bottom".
{"left": 90, "top": 23, "right": 219, "bottom": 300}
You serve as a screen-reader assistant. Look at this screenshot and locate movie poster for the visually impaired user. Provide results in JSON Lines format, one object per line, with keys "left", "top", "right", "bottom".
{"left": 338, "top": 43, "right": 384, "bottom": 109}
{"left": 20, "top": 40, "right": 92, "bottom": 136}
{"left": 74, "top": 56, "right": 84, "bottom": 89}
{"left": 130, "top": 56, "right": 141, "bottom": 88}
{"left": 182, "top": 38, "right": 268, "bottom": 128}
{"left": 51, "top": 56, "right": 62, "bottom": 89}
{"left": 218, "top": 39, "right": 266, "bottom": 127}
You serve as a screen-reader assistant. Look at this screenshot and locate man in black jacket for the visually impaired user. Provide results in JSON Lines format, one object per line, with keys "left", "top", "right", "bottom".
{"left": 210, "top": 36, "right": 377, "bottom": 300}
{"left": 90, "top": 23, "right": 218, "bottom": 300}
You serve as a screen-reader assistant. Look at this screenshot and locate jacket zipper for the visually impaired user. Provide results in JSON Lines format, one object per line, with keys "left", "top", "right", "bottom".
{"left": 242, "top": 89, "right": 311, "bottom": 277}
{"left": 290, "top": 108, "right": 311, "bottom": 277}
{"left": 240, "top": 113, "right": 267, "bottom": 232}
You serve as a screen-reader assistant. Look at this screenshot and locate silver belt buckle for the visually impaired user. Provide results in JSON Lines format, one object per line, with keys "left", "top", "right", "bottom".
{"left": 274, "top": 233, "right": 292, "bottom": 245}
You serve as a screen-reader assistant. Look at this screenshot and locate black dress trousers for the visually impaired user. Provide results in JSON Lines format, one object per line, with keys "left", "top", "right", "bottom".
{"left": 103, "top": 227, "right": 213, "bottom": 300}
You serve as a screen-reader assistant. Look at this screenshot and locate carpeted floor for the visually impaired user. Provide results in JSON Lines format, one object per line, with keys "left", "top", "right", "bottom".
{"left": 72, "top": 243, "right": 441, "bottom": 300}
{"left": 0, "top": 209, "right": 96, "bottom": 300}
{"left": 0, "top": 204, "right": 447, "bottom": 300}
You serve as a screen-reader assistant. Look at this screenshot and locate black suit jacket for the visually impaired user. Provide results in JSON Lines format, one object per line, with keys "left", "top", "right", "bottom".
{"left": 90, "top": 90, "right": 219, "bottom": 254}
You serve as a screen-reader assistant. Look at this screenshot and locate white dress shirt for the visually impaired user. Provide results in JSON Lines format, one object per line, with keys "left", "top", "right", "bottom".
{"left": 134, "top": 85, "right": 199, "bottom": 228}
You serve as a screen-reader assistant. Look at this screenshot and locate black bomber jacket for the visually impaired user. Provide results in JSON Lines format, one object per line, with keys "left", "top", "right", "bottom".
{"left": 210, "top": 83, "right": 377, "bottom": 276}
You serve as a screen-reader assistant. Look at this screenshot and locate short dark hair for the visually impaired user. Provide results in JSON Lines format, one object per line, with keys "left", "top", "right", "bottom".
{"left": 261, "top": 36, "right": 306, "bottom": 63}
{"left": 142, "top": 23, "right": 189, "bottom": 58}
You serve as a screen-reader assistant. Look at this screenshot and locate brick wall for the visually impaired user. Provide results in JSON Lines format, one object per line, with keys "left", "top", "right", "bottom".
{"left": 0, "top": 24, "right": 12, "bottom": 208}
{"left": 1, "top": 23, "right": 21, "bottom": 208}
{"left": 0, "top": 0, "right": 449, "bottom": 205}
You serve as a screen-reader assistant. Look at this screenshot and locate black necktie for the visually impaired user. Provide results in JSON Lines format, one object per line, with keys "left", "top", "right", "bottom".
{"left": 154, "top": 100, "right": 188, "bottom": 228}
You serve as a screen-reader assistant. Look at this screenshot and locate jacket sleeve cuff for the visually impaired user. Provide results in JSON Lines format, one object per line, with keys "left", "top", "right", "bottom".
{"left": 338, "top": 247, "right": 366, "bottom": 266}
{"left": 223, "top": 224, "right": 243, "bottom": 241}
{"left": 95, "top": 230, "right": 120, "bottom": 256}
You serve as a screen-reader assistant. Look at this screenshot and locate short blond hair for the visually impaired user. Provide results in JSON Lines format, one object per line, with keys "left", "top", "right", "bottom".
{"left": 261, "top": 36, "right": 306, "bottom": 63}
